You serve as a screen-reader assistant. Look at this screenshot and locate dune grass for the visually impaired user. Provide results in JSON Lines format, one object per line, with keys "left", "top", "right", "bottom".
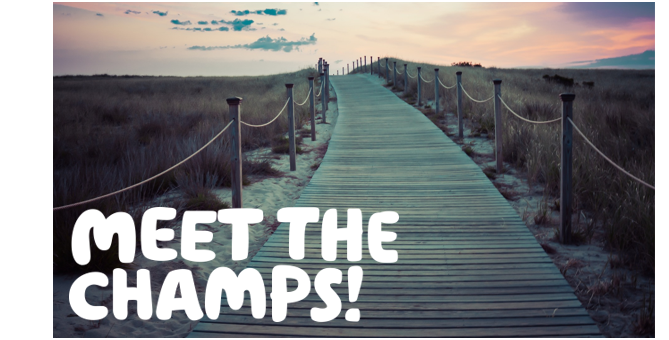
{"left": 53, "top": 68, "right": 319, "bottom": 274}
{"left": 362, "top": 58, "right": 655, "bottom": 273}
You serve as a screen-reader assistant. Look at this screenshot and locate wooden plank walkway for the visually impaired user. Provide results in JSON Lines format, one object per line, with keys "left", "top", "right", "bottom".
{"left": 189, "top": 74, "right": 600, "bottom": 337}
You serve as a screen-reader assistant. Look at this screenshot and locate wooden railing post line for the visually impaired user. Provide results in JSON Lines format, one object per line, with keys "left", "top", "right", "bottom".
{"left": 417, "top": 67, "right": 422, "bottom": 106}
{"left": 227, "top": 97, "right": 243, "bottom": 208}
{"left": 559, "top": 93, "right": 576, "bottom": 244}
{"left": 434, "top": 68, "right": 440, "bottom": 114}
{"left": 385, "top": 58, "right": 389, "bottom": 83}
{"left": 404, "top": 64, "right": 408, "bottom": 95}
{"left": 359, "top": 57, "right": 362, "bottom": 71}
{"left": 364, "top": 56, "right": 367, "bottom": 73}
{"left": 456, "top": 71, "right": 463, "bottom": 138}
{"left": 320, "top": 72, "right": 326, "bottom": 123}
{"left": 377, "top": 57, "right": 381, "bottom": 78}
{"left": 493, "top": 79, "right": 503, "bottom": 173}
{"left": 286, "top": 84, "right": 297, "bottom": 171}
{"left": 393, "top": 61, "right": 397, "bottom": 88}
{"left": 308, "top": 77, "right": 316, "bottom": 141}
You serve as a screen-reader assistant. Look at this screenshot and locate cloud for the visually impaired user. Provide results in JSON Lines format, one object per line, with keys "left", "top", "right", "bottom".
{"left": 171, "top": 19, "right": 191, "bottom": 25}
{"left": 279, "top": 28, "right": 285, "bottom": 31}
{"left": 198, "top": 21, "right": 208, "bottom": 25}
{"left": 223, "top": 18, "right": 255, "bottom": 31}
{"left": 211, "top": 20, "right": 219, "bottom": 25}
{"left": 125, "top": 10, "right": 141, "bottom": 15}
{"left": 273, "top": 23, "right": 278, "bottom": 26}
{"left": 152, "top": 10, "right": 168, "bottom": 16}
{"left": 96, "top": 13, "right": 103, "bottom": 17}
{"left": 568, "top": 50, "right": 654, "bottom": 69}
{"left": 314, "top": 2, "right": 319, "bottom": 5}
{"left": 188, "top": 33, "right": 317, "bottom": 52}
{"left": 558, "top": 2, "right": 654, "bottom": 26}
{"left": 326, "top": 18, "right": 335, "bottom": 21}
{"left": 334, "top": 60, "right": 342, "bottom": 64}
{"left": 231, "top": 8, "right": 287, "bottom": 16}
{"left": 172, "top": 26, "right": 229, "bottom": 32}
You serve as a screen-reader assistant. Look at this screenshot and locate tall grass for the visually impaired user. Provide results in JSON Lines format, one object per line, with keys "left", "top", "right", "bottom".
{"left": 372, "top": 58, "right": 655, "bottom": 273}
{"left": 53, "top": 69, "right": 319, "bottom": 274}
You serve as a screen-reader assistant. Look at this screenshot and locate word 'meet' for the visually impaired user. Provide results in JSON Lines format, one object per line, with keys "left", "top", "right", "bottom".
{"left": 69, "top": 207, "right": 399, "bottom": 323}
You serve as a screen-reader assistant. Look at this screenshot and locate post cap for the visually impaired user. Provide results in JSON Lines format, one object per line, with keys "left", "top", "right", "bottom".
{"left": 456, "top": 71, "right": 462, "bottom": 75}
{"left": 404, "top": 64, "right": 407, "bottom": 66}
{"left": 308, "top": 76, "right": 314, "bottom": 80}
{"left": 320, "top": 73, "right": 324, "bottom": 76}
{"left": 417, "top": 66, "right": 421, "bottom": 70}
{"left": 285, "top": 84, "right": 294, "bottom": 88}
{"left": 435, "top": 68, "right": 439, "bottom": 71}
{"left": 226, "top": 97, "right": 243, "bottom": 105}
{"left": 493, "top": 79, "right": 502, "bottom": 84}
{"left": 560, "top": 93, "right": 576, "bottom": 102}
{"left": 385, "top": 57, "right": 388, "bottom": 60}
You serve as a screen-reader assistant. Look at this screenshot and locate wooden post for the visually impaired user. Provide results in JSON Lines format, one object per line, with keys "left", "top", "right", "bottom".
{"left": 559, "top": 93, "right": 575, "bottom": 244}
{"left": 337, "top": 70, "right": 339, "bottom": 75}
{"left": 393, "top": 61, "right": 397, "bottom": 88}
{"left": 360, "top": 57, "right": 362, "bottom": 72}
{"left": 227, "top": 97, "right": 243, "bottom": 208}
{"left": 347, "top": 64, "right": 349, "bottom": 75}
{"left": 385, "top": 58, "right": 389, "bottom": 83}
{"left": 286, "top": 84, "right": 296, "bottom": 171}
{"left": 370, "top": 56, "right": 373, "bottom": 75}
{"left": 404, "top": 64, "right": 408, "bottom": 95}
{"left": 308, "top": 77, "right": 315, "bottom": 141}
{"left": 324, "top": 64, "right": 329, "bottom": 122}
{"left": 493, "top": 79, "right": 503, "bottom": 173}
{"left": 456, "top": 71, "right": 463, "bottom": 138}
{"left": 417, "top": 67, "right": 422, "bottom": 106}
{"left": 434, "top": 69, "right": 440, "bottom": 114}
{"left": 318, "top": 58, "right": 322, "bottom": 74}
{"left": 377, "top": 57, "right": 381, "bottom": 78}
{"left": 364, "top": 56, "right": 367, "bottom": 73}
{"left": 320, "top": 72, "right": 326, "bottom": 123}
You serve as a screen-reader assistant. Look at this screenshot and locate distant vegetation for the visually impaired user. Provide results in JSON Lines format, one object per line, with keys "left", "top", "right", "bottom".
{"left": 451, "top": 61, "right": 483, "bottom": 67}
{"left": 53, "top": 68, "right": 318, "bottom": 273}
{"left": 383, "top": 58, "right": 655, "bottom": 273}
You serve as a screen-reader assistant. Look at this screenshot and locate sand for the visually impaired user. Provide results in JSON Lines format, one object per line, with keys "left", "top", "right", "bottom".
{"left": 52, "top": 87, "right": 339, "bottom": 338}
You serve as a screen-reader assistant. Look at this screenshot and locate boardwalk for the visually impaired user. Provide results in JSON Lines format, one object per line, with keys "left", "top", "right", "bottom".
{"left": 189, "top": 75, "right": 600, "bottom": 337}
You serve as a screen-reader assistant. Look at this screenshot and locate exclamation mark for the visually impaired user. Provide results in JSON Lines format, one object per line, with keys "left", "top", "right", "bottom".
{"left": 345, "top": 266, "right": 363, "bottom": 322}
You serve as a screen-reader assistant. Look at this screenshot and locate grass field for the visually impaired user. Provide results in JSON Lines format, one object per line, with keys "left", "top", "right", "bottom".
{"left": 357, "top": 59, "right": 654, "bottom": 273}
{"left": 53, "top": 68, "right": 319, "bottom": 273}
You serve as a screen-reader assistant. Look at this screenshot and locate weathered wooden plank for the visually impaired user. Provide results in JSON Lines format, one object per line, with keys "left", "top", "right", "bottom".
{"left": 189, "top": 74, "right": 597, "bottom": 337}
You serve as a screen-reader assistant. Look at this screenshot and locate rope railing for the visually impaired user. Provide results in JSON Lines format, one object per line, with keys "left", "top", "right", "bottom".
{"left": 419, "top": 74, "right": 434, "bottom": 83}
{"left": 53, "top": 120, "right": 235, "bottom": 211}
{"left": 568, "top": 117, "right": 654, "bottom": 190}
{"left": 314, "top": 81, "right": 323, "bottom": 97}
{"left": 294, "top": 87, "right": 312, "bottom": 106}
{"left": 498, "top": 95, "right": 562, "bottom": 124}
{"left": 438, "top": 77, "right": 456, "bottom": 89}
{"left": 460, "top": 83, "right": 494, "bottom": 103}
{"left": 241, "top": 98, "right": 290, "bottom": 128}
{"left": 407, "top": 71, "right": 417, "bottom": 79}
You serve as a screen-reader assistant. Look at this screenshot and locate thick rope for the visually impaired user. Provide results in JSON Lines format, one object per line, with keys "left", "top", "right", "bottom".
{"left": 419, "top": 74, "right": 434, "bottom": 83}
{"left": 294, "top": 87, "right": 311, "bottom": 106}
{"left": 53, "top": 120, "right": 235, "bottom": 211}
{"left": 460, "top": 83, "right": 494, "bottom": 103}
{"left": 498, "top": 95, "right": 562, "bottom": 124}
{"left": 241, "top": 98, "right": 290, "bottom": 128}
{"left": 407, "top": 71, "right": 417, "bottom": 79}
{"left": 314, "top": 81, "right": 323, "bottom": 98}
{"left": 568, "top": 117, "right": 654, "bottom": 190}
{"left": 438, "top": 77, "right": 456, "bottom": 89}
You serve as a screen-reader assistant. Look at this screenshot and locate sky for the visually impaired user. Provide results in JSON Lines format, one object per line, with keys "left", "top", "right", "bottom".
{"left": 53, "top": 2, "right": 655, "bottom": 76}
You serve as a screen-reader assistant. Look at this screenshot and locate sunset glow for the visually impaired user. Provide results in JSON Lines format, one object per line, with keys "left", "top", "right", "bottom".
{"left": 53, "top": 2, "right": 655, "bottom": 76}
